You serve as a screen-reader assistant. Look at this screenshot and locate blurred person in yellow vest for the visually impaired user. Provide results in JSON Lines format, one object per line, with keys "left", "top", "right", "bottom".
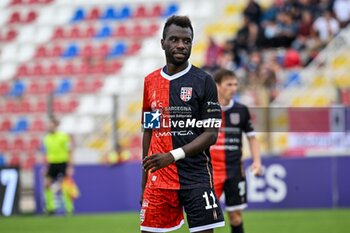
{"left": 43, "top": 117, "right": 72, "bottom": 215}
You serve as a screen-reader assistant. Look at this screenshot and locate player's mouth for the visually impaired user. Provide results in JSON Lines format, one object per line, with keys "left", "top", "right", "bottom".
{"left": 173, "top": 53, "right": 186, "bottom": 59}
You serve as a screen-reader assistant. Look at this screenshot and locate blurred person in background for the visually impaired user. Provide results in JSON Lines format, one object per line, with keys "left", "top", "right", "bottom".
{"left": 140, "top": 15, "right": 225, "bottom": 232}
{"left": 312, "top": 9, "right": 340, "bottom": 46}
{"left": 333, "top": 0, "right": 350, "bottom": 28}
{"left": 211, "top": 69, "right": 262, "bottom": 233}
{"left": 43, "top": 117, "right": 72, "bottom": 215}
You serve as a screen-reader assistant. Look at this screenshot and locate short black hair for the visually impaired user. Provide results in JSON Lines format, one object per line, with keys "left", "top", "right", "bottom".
{"left": 213, "top": 69, "right": 237, "bottom": 84}
{"left": 162, "top": 15, "right": 194, "bottom": 39}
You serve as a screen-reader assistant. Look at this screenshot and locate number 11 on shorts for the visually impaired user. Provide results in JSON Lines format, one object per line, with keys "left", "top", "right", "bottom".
{"left": 203, "top": 191, "right": 218, "bottom": 210}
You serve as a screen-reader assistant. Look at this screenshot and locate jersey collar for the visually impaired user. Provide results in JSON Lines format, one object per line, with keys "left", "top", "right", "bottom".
{"left": 160, "top": 63, "right": 192, "bottom": 81}
{"left": 221, "top": 99, "right": 234, "bottom": 111}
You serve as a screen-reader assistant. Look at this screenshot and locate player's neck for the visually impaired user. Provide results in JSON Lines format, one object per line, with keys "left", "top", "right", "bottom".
{"left": 165, "top": 61, "right": 189, "bottom": 75}
{"left": 219, "top": 96, "right": 231, "bottom": 107}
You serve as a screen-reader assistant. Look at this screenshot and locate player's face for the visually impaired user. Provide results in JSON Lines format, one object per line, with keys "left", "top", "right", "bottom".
{"left": 161, "top": 24, "right": 192, "bottom": 66}
{"left": 48, "top": 121, "right": 58, "bottom": 133}
{"left": 217, "top": 77, "right": 238, "bottom": 101}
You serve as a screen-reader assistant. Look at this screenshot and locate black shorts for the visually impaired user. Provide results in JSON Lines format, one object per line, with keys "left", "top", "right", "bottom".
{"left": 223, "top": 173, "right": 247, "bottom": 212}
{"left": 179, "top": 187, "right": 225, "bottom": 232}
{"left": 46, "top": 163, "right": 67, "bottom": 180}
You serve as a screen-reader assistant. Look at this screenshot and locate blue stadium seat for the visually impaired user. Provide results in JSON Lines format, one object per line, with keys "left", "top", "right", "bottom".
{"left": 9, "top": 80, "right": 25, "bottom": 97}
{"left": 95, "top": 25, "right": 112, "bottom": 39}
{"left": 118, "top": 6, "right": 131, "bottom": 19}
{"left": 55, "top": 79, "right": 72, "bottom": 95}
{"left": 163, "top": 3, "right": 178, "bottom": 17}
{"left": 62, "top": 43, "right": 79, "bottom": 58}
{"left": 0, "top": 154, "right": 4, "bottom": 166}
{"left": 108, "top": 42, "right": 126, "bottom": 58}
{"left": 71, "top": 8, "right": 86, "bottom": 23}
{"left": 284, "top": 71, "right": 301, "bottom": 88}
{"left": 101, "top": 6, "right": 117, "bottom": 20}
{"left": 12, "top": 117, "right": 28, "bottom": 132}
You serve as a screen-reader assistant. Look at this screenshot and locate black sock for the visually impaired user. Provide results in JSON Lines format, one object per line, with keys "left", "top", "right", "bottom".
{"left": 231, "top": 223, "right": 244, "bottom": 233}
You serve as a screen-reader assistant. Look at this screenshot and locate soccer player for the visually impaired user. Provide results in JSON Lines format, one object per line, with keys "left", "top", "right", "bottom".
{"left": 211, "top": 69, "right": 262, "bottom": 233}
{"left": 43, "top": 117, "right": 72, "bottom": 214}
{"left": 140, "top": 16, "right": 225, "bottom": 233}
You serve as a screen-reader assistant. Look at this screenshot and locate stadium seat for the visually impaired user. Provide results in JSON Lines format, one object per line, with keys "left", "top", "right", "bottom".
{"left": 87, "top": 7, "right": 101, "bottom": 20}
{"left": 146, "top": 23, "right": 159, "bottom": 36}
{"left": 108, "top": 42, "right": 126, "bottom": 58}
{"left": 101, "top": 6, "right": 117, "bottom": 20}
{"left": 53, "top": 27, "right": 65, "bottom": 39}
{"left": 12, "top": 137, "right": 26, "bottom": 151}
{"left": 95, "top": 24, "right": 112, "bottom": 39}
{"left": 32, "top": 63, "right": 45, "bottom": 76}
{"left": 0, "top": 138, "right": 9, "bottom": 151}
{"left": 27, "top": 81, "right": 41, "bottom": 94}
{"left": 77, "top": 63, "right": 89, "bottom": 75}
{"left": 0, "top": 82, "right": 9, "bottom": 95}
{"left": 69, "top": 26, "right": 83, "bottom": 39}
{"left": 4, "top": 29, "right": 17, "bottom": 42}
{"left": 55, "top": 79, "right": 72, "bottom": 94}
{"left": 52, "top": 45, "right": 63, "bottom": 57}
{"left": 43, "top": 80, "right": 55, "bottom": 94}
{"left": 126, "top": 41, "right": 141, "bottom": 55}
{"left": 91, "top": 79, "right": 103, "bottom": 92}
{"left": 23, "top": 153, "right": 36, "bottom": 170}
{"left": 66, "top": 98, "right": 78, "bottom": 112}
{"left": 5, "top": 100, "right": 18, "bottom": 113}
{"left": 96, "top": 43, "right": 109, "bottom": 57}
{"left": 35, "top": 100, "right": 47, "bottom": 112}
{"left": 8, "top": 11, "right": 21, "bottom": 24}
{"left": 74, "top": 79, "right": 88, "bottom": 93}
{"left": 62, "top": 43, "right": 79, "bottom": 58}
{"left": 151, "top": 4, "right": 163, "bottom": 17}
{"left": 71, "top": 7, "right": 85, "bottom": 23}
{"left": 30, "top": 118, "right": 46, "bottom": 132}
{"left": 114, "top": 24, "right": 128, "bottom": 37}
{"left": 163, "top": 3, "right": 178, "bottom": 17}
{"left": 134, "top": 5, "right": 147, "bottom": 18}
{"left": 20, "top": 99, "right": 32, "bottom": 113}
{"left": 81, "top": 43, "right": 93, "bottom": 57}
{"left": 118, "top": 6, "right": 131, "bottom": 19}
{"left": 25, "top": 11, "right": 37, "bottom": 23}
{"left": 35, "top": 46, "right": 48, "bottom": 58}
{"left": 0, "top": 119, "right": 12, "bottom": 131}
{"left": 47, "top": 63, "right": 60, "bottom": 76}
{"left": 17, "top": 64, "right": 29, "bottom": 77}
{"left": 9, "top": 80, "right": 25, "bottom": 97}
{"left": 84, "top": 25, "right": 96, "bottom": 38}
{"left": 105, "top": 61, "right": 122, "bottom": 74}
{"left": 131, "top": 23, "right": 144, "bottom": 37}
{"left": 8, "top": 153, "right": 20, "bottom": 166}
{"left": 63, "top": 63, "right": 76, "bottom": 75}
{"left": 12, "top": 117, "right": 29, "bottom": 132}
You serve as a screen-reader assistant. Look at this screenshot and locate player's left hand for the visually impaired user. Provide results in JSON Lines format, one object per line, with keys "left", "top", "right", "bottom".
{"left": 251, "top": 161, "right": 263, "bottom": 176}
{"left": 143, "top": 152, "right": 175, "bottom": 173}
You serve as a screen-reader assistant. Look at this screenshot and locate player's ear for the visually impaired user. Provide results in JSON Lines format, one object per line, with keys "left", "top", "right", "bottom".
{"left": 161, "top": 39, "right": 165, "bottom": 50}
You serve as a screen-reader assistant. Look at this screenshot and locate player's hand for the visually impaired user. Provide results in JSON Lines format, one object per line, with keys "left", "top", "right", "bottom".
{"left": 143, "top": 152, "right": 175, "bottom": 173}
{"left": 251, "top": 161, "right": 263, "bottom": 176}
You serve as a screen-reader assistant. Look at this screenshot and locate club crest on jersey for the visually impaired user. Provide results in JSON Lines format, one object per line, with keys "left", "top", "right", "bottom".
{"left": 230, "top": 113, "right": 240, "bottom": 124}
{"left": 180, "top": 87, "right": 192, "bottom": 102}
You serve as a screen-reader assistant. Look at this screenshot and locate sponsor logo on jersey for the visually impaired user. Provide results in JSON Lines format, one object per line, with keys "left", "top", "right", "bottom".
{"left": 230, "top": 113, "right": 240, "bottom": 124}
{"left": 180, "top": 87, "right": 193, "bottom": 102}
{"left": 143, "top": 110, "right": 161, "bottom": 129}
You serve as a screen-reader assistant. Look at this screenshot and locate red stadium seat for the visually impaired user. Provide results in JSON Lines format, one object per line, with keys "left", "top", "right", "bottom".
{"left": 20, "top": 100, "right": 32, "bottom": 113}
{"left": 0, "top": 138, "right": 9, "bottom": 151}
{"left": 35, "top": 46, "right": 47, "bottom": 58}
{"left": 134, "top": 5, "right": 147, "bottom": 18}
{"left": 27, "top": 137, "right": 41, "bottom": 151}
{"left": 22, "top": 154, "right": 36, "bottom": 170}
{"left": 33, "top": 63, "right": 45, "bottom": 76}
{"left": 10, "top": 0, "right": 22, "bottom": 5}
{"left": 12, "top": 137, "right": 25, "bottom": 151}
{"left": 27, "top": 81, "right": 41, "bottom": 94}
{"left": 108, "top": 61, "right": 122, "bottom": 73}
{"left": 53, "top": 99, "right": 64, "bottom": 112}
{"left": 63, "top": 63, "right": 76, "bottom": 75}
{"left": 69, "top": 26, "right": 82, "bottom": 39}
{"left": 68, "top": 98, "right": 78, "bottom": 111}
{"left": 0, "top": 119, "right": 12, "bottom": 131}
{"left": 96, "top": 43, "right": 109, "bottom": 57}
{"left": 17, "top": 64, "right": 29, "bottom": 77}
{"left": 30, "top": 118, "right": 46, "bottom": 132}
{"left": 114, "top": 24, "right": 128, "bottom": 37}
{"left": 77, "top": 63, "right": 89, "bottom": 75}
{"left": 87, "top": 7, "right": 101, "bottom": 20}
{"left": 9, "top": 153, "right": 21, "bottom": 166}
{"left": 5, "top": 29, "right": 17, "bottom": 42}
{"left": 43, "top": 80, "right": 55, "bottom": 94}
{"left": 53, "top": 27, "right": 65, "bottom": 39}
{"left": 147, "top": 23, "right": 159, "bottom": 36}
{"left": 35, "top": 100, "right": 47, "bottom": 112}
{"left": 0, "top": 83, "right": 9, "bottom": 95}
{"left": 51, "top": 45, "right": 63, "bottom": 57}
{"left": 25, "top": 11, "right": 37, "bottom": 23}
{"left": 91, "top": 79, "right": 103, "bottom": 92}
{"left": 81, "top": 44, "right": 94, "bottom": 57}
{"left": 84, "top": 25, "right": 96, "bottom": 38}
{"left": 5, "top": 100, "right": 17, "bottom": 113}
{"left": 127, "top": 41, "right": 141, "bottom": 55}
{"left": 150, "top": 4, "right": 162, "bottom": 17}
{"left": 131, "top": 23, "right": 144, "bottom": 37}
{"left": 91, "top": 63, "right": 105, "bottom": 74}
{"left": 47, "top": 63, "right": 60, "bottom": 76}
{"left": 8, "top": 12, "right": 21, "bottom": 24}
{"left": 74, "top": 79, "right": 87, "bottom": 93}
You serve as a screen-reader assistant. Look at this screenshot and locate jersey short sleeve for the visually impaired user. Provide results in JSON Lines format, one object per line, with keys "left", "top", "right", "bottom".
{"left": 199, "top": 75, "right": 222, "bottom": 121}
{"left": 243, "top": 106, "right": 255, "bottom": 136}
{"left": 141, "top": 77, "right": 151, "bottom": 124}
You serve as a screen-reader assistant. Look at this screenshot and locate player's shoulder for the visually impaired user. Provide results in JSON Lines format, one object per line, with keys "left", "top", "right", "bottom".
{"left": 189, "top": 65, "right": 213, "bottom": 81}
{"left": 144, "top": 68, "right": 162, "bottom": 81}
{"left": 234, "top": 101, "right": 248, "bottom": 109}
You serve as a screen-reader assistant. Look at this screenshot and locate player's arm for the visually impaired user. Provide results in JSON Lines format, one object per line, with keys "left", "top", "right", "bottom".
{"left": 142, "top": 127, "right": 218, "bottom": 173}
{"left": 247, "top": 135, "right": 262, "bottom": 175}
{"left": 141, "top": 129, "right": 152, "bottom": 203}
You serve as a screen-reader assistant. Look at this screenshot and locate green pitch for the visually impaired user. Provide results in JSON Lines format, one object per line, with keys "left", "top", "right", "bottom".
{"left": 1, "top": 209, "right": 349, "bottom": 233}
